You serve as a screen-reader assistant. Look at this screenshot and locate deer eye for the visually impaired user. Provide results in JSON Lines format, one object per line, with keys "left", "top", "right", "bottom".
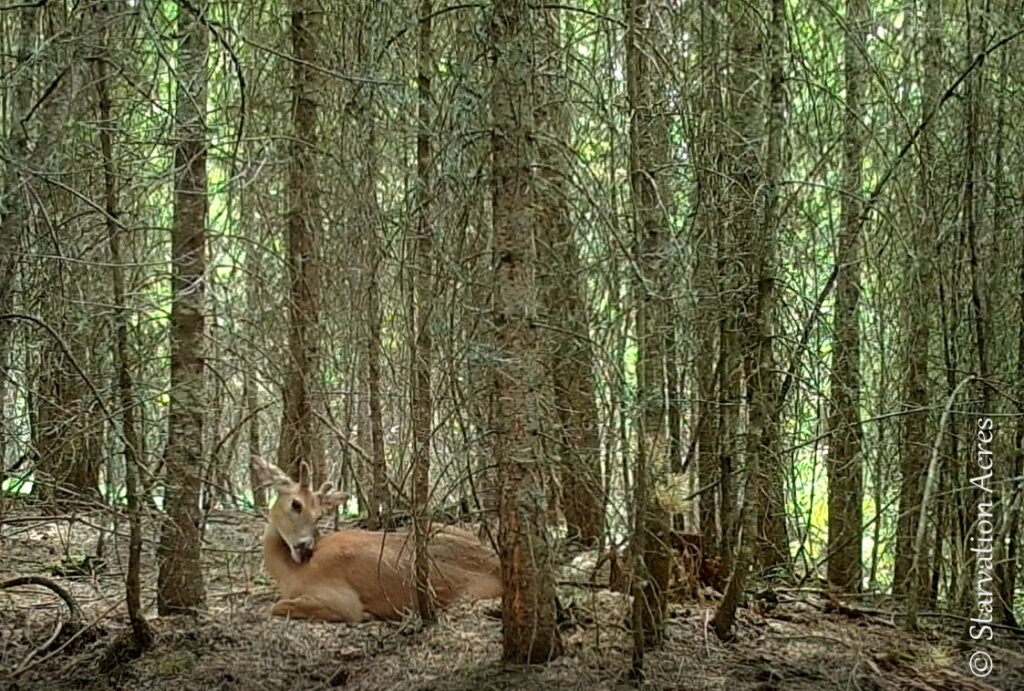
{"left": 291, "top": 499, "right": 303, "bottom": 513}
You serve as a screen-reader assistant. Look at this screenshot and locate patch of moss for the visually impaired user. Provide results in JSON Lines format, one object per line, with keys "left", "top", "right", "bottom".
{"left": 152, "top": 649, "right": 196, "bottom": 678}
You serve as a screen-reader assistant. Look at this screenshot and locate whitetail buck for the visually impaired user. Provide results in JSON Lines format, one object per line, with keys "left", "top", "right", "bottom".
{"left": 254, "top": 460, "right": 502, "bottom": 622}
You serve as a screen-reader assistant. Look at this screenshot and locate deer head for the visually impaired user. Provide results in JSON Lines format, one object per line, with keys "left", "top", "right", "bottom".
{"left": 253, "top": 460, "right": 346, "bottom": 563}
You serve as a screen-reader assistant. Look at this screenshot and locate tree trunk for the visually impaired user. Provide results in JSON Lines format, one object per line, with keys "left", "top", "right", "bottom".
{"left": 363, "top": 162, "right": 389, "bottom": 530}
{"left": 692, "top": 0, "right": 723, "bottom": 562}
{"left": 412, "top": 0, "right": 436, "bottom": 623}
{"left": 754, "top": 0, "right": 789, "bottom": 575}
{"left": 96, "top": 0, "right": 153, "bottom": 645}
{"left": 278, "top": 0, "right": 324, "bottom": 485}
{"left": 534, "top": 6, "right": 603, "bottom": 547}
{"left": 827, "top": 0, "right": 867, "bottom": 593}
{"left": 34, "top": 340, "right": 102, "bottom": 509}
{"left": 8, "top": 5, "right": 102, "bottom": 509}
{"left": 157, "top": 0, "right": 209, "bottom": 614}
{"left": 0, "top": 2, "right": 39, "bottom": 462}
{"left": 894, "top": 0, "right": 938, "bottom": 599}
{"left": 625, "top": 0, "right": 673, "bottom": 670}
{"left": 490, "top": 0, "right": 562, "bottom": 663}
{"left": 991, "top": 2, "right": 1018, "bottom": 629}
{"left": 245, "top": 370, "right": 265, "bottom": 512}
{"left": 958, "top": 0, "right": 993, "bottom": 620}
{"left": 713, "top": 0, "right": 775, "bottom": 639}
{"left": 1010, "top": 170, "right": 1024, "bottom": 627}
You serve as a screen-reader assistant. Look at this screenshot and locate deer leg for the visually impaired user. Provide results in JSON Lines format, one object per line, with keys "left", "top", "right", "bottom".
{"left": 270, "top": 596, "right": 315, "bottom": 620}
{"left": 270, "top": 589, "right": 364, "bottom": 624}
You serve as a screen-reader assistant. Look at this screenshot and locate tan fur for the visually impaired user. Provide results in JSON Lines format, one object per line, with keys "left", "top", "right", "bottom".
{"left": 255, "top": 461, "right": 501, "bottom": 623}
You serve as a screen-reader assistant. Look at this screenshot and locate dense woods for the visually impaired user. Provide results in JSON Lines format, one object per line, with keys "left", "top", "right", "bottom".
{"left": 1, "top": 0, "right": 1023, "bottom": 688}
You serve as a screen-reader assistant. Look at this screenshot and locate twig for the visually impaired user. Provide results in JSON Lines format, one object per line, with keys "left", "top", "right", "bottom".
{"left": 7, "top": 597, "right": 121, "bottom": 679}
{"left": 13, "top": 617, "right": 64, "bottom": 675}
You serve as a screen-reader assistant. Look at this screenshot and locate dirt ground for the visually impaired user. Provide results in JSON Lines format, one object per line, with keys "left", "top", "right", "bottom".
{"left": 2, "top": 499, "right": 1022, "bottom": 690}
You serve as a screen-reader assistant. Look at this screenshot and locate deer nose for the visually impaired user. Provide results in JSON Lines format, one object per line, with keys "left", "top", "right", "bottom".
{"left": 291, "top": 538, "right": 315, "bottom": 564}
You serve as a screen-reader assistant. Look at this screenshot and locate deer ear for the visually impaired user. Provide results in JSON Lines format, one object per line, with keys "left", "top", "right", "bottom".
{"left": 253, "top": 460, "right": 295, "bottom": 493}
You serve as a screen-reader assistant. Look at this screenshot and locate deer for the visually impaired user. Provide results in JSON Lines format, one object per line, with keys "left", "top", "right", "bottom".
{"left": 253, "top": 460, "right": 502, "bottom": 622}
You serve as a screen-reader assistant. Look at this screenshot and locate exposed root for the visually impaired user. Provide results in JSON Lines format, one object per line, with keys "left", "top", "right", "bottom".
{"left": 1, "top": 575, "right": 84, "bottom": 627}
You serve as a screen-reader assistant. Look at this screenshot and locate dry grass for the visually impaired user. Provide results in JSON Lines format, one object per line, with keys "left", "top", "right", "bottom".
{"left": 2, "top": 499, "right": 1022, "bottom": 690}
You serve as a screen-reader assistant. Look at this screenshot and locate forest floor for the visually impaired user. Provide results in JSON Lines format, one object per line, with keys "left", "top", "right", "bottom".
{"left": 2, "top": 498, "right": 1023, "bottom": 690}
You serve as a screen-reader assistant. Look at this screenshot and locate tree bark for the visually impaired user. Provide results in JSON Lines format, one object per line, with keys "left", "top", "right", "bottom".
{"left": 278, "top": 0, "right": 324, "bottom": 485}
{"left": 490, "top": 0, "right": 562, "bottom": 663}
{"left": 894, "top": 0, "right": 938, "bottom": 599}
{"left": 534, "top": 6, "right": 603, "bottom": 547}
{"left": 713, "top": 0, "right": 776, "bottom": 639}
{"left": 363, "top": 160, "right": 388, "bottom": 530}
{"left": 957, "top": 0, "right": 993, "bottom": 619}
{"left": 754, "top": 0, "right": 789, "bottom": 575}
{"left": 0, "top": 3, "right": 38, "bottom": 457}
{"left": 827, "top": 0, "right": 867, "bottom": 593}
{"left": 157, "top": 0, "right": 209, "bottom": 614}
{"left": 96, "top": 0, "right": 152, "bottom": 646}
{"left": 412, "top": 0, "right": 436, "bottom": 623}
{"left": 694, "top": 0, "right": 725, "bottom": 563}
{"left": 245, "top": 370, "right": 265, "bottom": 512}
{"left": 34, "top": 338, "right": 102, "bottom": 509}
{"left": 625, "top": 0, "right": 673, "bottom": 670}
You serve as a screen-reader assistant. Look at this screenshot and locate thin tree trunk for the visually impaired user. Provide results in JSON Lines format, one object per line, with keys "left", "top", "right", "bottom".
{"left": 1009, "top": 121, "right": 1024, "bottom": 626}
{"left": 717, "top": 325, "right": 741, "bottom": 578}
{"left": 157, "top": 0, "right": 209, "bottom": 614}
{"left": 991, "top": 4, "right": 1018, "bottom": 628}
{"left": 713, "top": 0, "right": 775, "bottom": 640}
{"left": 243, "top": 197, "right": 265, "bottom": 512}
{"left": 365, "top": 201, "right": 388, "bottom": 530}
{"left": 278, "top": 0, "right": 323, "bottom": 485}
{"left": 412, "top": 0, "right": 436, "bottom": 623}
{"left": 245, "top": 370, "right": 265, "bottom": 511}
{"left": 827, "top": 0, "right": 867, "bottom": 593}
{"left": 667, "top": 330, "right": 683, "bottom": 476}
{"left": 694, "top": 0, "right": 723, "bottom": 561}
{"left": 894, "top": 0, "right": 939, "bottom": 599}
{"left": 625, "top": 0, "right": 672, "bottom": 671}
{"left": 355, "top": 353, "right": 372, "bottom": 518}
{"left": 754, "top": 0, "right": 789, "bottom": 574}
{"left": 96, "top": 0, "right": 152, "bottom": 648}
{"left": 959, "top": 0, "right": 993, "bottom": 619}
